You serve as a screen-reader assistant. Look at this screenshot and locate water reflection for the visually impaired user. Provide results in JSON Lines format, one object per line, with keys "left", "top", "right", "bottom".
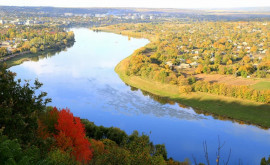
{"left": 96, "top": 83, "right": 206, "bottom": 120}
{"left": 3, "top": 43, "right": 74, "bottom": 68}
{"left": 127, "top": 85, "right": 270, "bottom": 130}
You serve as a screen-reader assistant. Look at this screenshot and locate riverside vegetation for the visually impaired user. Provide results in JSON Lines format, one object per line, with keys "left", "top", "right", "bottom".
{"left": 0, "top": 64, "right": 186, "bottom": 165}
{"left": 0, "top": 25, "right": 75, "bottom": 62}
{"left": 96, "top": 21, "right": 270, "bottom": 128}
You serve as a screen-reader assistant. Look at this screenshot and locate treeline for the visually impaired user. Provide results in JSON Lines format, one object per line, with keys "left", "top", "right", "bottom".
{"left": 0, "top": 25, "right": 75, "bottom": 58}
{"left": 191, "top": 81, "right": 270, "bottom": 103}
{"left": 0, "top": 65, "right": 184, "bottom": 164}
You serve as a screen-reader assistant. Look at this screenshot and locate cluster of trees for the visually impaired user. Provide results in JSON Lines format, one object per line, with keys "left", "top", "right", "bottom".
{"left": 0, "top": 25, "right": 75, "bottom": 58}
{"left": 191, "top": 81, "right": 270, "bottom": 103}
{"left": 123, "top": 49, "right": 179, "bottom": 85}
{"left": 0, "top": 64, "right": 185, "bottom": 164}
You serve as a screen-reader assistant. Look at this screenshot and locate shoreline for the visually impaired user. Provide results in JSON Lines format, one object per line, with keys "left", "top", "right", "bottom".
{"left": 115, "top": 50, "right": 270, "bottom": 128}
{"left": 95, "top": 27, "right": 270, "bottom": 128}
{"left": 0, "top": 42, "right": 74, "bottom": 68}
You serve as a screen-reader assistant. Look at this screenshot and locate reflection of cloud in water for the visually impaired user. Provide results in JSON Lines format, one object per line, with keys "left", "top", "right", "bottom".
{"left": 97, "top": 84, "right": 206, "bottom": 120}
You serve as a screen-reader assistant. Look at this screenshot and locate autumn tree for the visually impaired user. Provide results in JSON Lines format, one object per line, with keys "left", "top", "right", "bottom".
{"left": 54, "top": 108, "right": 93, "bottom": 163}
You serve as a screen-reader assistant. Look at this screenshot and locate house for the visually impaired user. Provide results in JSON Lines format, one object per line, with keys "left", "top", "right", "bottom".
{"left": 193, "top": 56, "right": 200, "bottom": 60}
{"left": 258, "top": 48, "right": 266, "bottom": 54}
{"left": 165, "top": 61, "right": 173, "bottom": 67}
{"left": 176, "top": 63, "right": 191, "bottom": 69}
{"left": 1, "top": 41, "right": 10, "bottom": 46}
{"left": 253, "top": 64, "right": 258, "bottom": 69}
{"left": 190, "top": 62, "right": 198, "bottom": 67}
{"left": 25, "top": 20, "right": 34, "bottom": 25}
{"left": 179, "top": 58, "right": 186, "bottom": 62}
{"left": 165, "top": 61, "right": 174, "bottom": 69}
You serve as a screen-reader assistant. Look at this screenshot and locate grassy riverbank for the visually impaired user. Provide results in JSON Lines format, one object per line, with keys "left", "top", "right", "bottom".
{"left": 115, "top": 56, "right": 270, "bottom": 128}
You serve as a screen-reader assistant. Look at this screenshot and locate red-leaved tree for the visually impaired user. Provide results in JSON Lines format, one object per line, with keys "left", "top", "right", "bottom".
{"left": 54, "top": 108, "right": 93, "bottom": 163}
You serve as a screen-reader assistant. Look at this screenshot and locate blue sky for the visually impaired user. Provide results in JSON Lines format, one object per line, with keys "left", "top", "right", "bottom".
{"left": 0, "top": 0, "right": 269, "bottom": 9}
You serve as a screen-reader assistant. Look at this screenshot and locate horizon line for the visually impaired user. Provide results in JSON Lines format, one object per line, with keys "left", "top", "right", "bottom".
{"left": 1, "top": 5, "right": 270, "bottom": 10}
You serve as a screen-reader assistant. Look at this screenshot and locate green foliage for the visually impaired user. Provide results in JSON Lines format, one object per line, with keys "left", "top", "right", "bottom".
{"left": 82, "top": 119, "right": 128, "bottom": 145}
{"left": 93, "top": 139, "right": 131, "bottom": 165}
{"left": 179, "top": 86, "right": 193, "bottom": 94}
{"left": 192, "top": 81, "right": 270, "bottom": 103}
{"left": 30, "top": 47, "right": 38, "bottom": 53}
{"left": 41, "top": 149, "right": 77, "bottom": 165}
{"left": 261, "top": 156, "right": 270, "bottom": 165}
{"left": 154, "top": 144, "right": 168, "bottom": 160}
{"left": 0, "top": 25, "right": 75, "bottom": 59}
{"left": 188, "top": 77, "right": 196, "bottom": 85}
{"left": 0, "top": 65, "right": 51, "bottom": 144}
{"left": 0, "top": 133, "right": 41, "bottom": 164}
{"left": 83, "top": 119, "right": 182, "bottom": 165}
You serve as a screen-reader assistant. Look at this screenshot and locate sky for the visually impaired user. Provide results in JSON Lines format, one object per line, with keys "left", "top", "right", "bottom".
{"left": 0, "top": 0, "right": 270, "bottom": 9}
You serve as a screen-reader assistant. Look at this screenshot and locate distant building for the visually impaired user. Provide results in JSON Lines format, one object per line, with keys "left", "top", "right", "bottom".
{"left": 150, "top": 16, "right": 155, "bottom": 20}
{"left": 176, "top": 63, "right": 191, "bottom": 69}
{"left": 0, "top": 20, "right": 6, "bottom": 24}
{"left": 165, "top": 61, "right": 173, "bottom": 68}
{"left": 64, "top": 13, "right": 73, "bottom": 17}
{"left": 95, "top": 14, "right": 106, "bottom": 18}
{"left": 25, "top": 20, "right": 34, "bottom": 25}
{"left": 131, "top": 15, "right": 138, "bottom": 20}
{"left": 193, "top": 56, "right": 200, "bottom": 60}
{"left": 140, "top": 15, "right": 146, "bottom": 20}
{"left": 190, "top": 62, "right": 199, "bottom": 67}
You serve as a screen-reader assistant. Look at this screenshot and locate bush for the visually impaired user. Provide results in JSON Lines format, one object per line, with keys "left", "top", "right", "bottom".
{"left": 179, "top": 85, "right": 193, "bottom": 94}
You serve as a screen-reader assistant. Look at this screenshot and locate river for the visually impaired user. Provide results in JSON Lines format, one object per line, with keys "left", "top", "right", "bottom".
{"left": 9, "top": 28, "right": 270, "bottom": 164}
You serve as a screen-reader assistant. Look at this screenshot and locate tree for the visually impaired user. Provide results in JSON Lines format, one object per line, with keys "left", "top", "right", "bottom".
{"left": 154, "top": 144, "right": 168, "bottom": 160}
{"left": 0, "top": 131, "right": 41, "bottom": 164}
{"left": 54, "top": 108, "right": 93, "bottom": 163}
{"left": 0, "top": 47, "right": 8, "bottom": 57}
{"left": 196, "top": 64, "right": 204, "bottom": 74}
{"left": 30, "top": 47, "right": 38, "bottom": 53}
{"left": 261, "top": 156, "right": 270, "bottom": 165}
{"left": 0, "top": 64, "right": 50, "bottom": 144}
{"left": 251, "top": 45, "right": 258, "bottom": 53}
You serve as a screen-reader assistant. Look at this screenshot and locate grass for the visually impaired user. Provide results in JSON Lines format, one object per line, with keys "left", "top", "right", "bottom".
{"left": 115, "top": 57, "right": 270, "bottom": 128}
{"left": 251, "top": 81, "right": 270, "bottom": 90}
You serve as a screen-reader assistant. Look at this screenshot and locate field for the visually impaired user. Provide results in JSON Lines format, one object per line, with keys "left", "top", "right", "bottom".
{"left": 251, "top": 81, "right": 270, "bottom": 90}
{"left": 194, "top": 74, "right": 260, "bottom": 86}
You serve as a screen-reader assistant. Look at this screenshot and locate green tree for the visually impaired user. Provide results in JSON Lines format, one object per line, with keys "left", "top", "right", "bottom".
{"left": 0, "top": 64, "right": 51, "bottom": 144}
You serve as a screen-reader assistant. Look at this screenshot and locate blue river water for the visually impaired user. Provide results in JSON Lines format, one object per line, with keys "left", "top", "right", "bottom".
{"left": 9, "top": 28, "right": 270, "bottom": 164}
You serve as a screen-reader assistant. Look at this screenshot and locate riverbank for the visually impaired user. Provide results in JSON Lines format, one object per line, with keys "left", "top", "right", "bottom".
{"left": 96, "top": 26, "right": 270, "bottom": 128}
{"left": 115, "top": 55, "right": 270, "bottom": 128}
{"left": 0, "top": 43, "right": 74, "bottom": 68}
